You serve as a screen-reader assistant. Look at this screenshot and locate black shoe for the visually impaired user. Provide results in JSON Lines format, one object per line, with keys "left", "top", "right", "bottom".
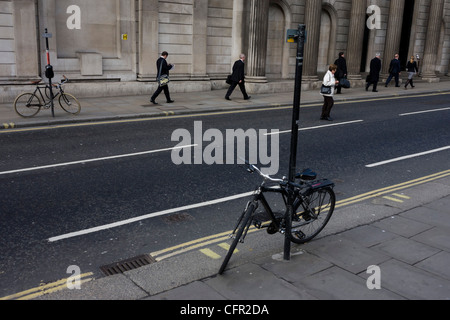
{"left": 320, "top": 116, "right": 333, "bottom": 121}
{"left": 372, "top": 90, "right": 378, "bottom": 92}
{"left": 225, "top": 96, "right": 231, "bottom": 100}
{"left": 150, "top": 99, "right": 157, "bottom": 104}
{"left": 244, "top": 96, "right": 251, "bottom": 100}
{"left": 167, "top": 100, "right": 174, "bottom": 103}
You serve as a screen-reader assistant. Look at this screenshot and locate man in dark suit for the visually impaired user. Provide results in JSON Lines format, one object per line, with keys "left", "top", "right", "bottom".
{"left": 225, "top": 54, "right": 250, "bottom": 101}
{"left": 366, "top": 53, "right": 382, "bottom": 92}
{"left": 150, "top": 51, "right": 174, "bottom": 104}
{"left": 334, "top": 52, "right": 347, "bottom": 94}
{"left": 385, "top": 53, "right": 401, "bottom": 87}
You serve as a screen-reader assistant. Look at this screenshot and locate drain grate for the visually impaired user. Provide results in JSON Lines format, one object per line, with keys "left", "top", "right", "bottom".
{"left": 100, "top": 254, "right": 157, "bottom": 276}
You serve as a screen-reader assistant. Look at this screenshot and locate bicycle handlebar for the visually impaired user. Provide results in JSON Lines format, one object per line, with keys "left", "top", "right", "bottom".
{"left": 246, "top": 163, "right": 285, "bottom": 184}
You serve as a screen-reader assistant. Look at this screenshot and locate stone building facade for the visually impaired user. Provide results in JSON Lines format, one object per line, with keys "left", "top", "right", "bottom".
{"left": 1, "top": 0, "right": 449, "bottom": 102}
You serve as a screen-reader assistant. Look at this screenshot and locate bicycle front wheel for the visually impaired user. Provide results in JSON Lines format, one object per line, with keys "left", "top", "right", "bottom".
{"left": 59, "top": 93, "right": 81, "bottom": 115}
{"left": 287, "top": 187, "right": 335, "bottom": 244}
{"left": 14, "top": 93, "right": 42, "bottom": 118}
{"left": 218, "top": 202, "right": 256, "bottom": 275}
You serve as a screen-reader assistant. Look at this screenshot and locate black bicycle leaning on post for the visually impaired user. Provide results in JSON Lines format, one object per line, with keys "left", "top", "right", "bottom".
{"left": 218, "top": 163, "right": 335, "bottom": 275}
{"left": 14, "top": 75, "right": 81, "bottom": 118}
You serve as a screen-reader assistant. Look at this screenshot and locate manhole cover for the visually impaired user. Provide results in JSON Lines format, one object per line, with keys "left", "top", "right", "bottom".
{"left": 100, "top": 254, "right": 157, "bottom": 276}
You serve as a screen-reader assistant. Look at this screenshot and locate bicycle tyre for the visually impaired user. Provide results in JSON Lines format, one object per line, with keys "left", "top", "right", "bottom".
{"left": 14, "top": 93, "right": 42, "bottom": 118}
{"left": 286, "top": 187, "right": 335, "bottom": 244}
{"left": 59, "top": 93, "right": 81, "bottom": 115}
{"left": 218, "top": 202, "right": 256, "bottom": 275}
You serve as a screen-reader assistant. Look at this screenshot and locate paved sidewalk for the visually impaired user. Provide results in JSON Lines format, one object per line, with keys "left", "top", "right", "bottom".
{"left": 1, "top": 77, "right": 449, "bottom": 130}
{"left": 2, "top": 79, "right": 450, "bottom": 302}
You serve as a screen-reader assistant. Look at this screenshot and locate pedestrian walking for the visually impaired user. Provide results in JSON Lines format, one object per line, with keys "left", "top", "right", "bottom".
{"left": 334, "top": 52, "right": 347, "bottom": 94}
{"left": 320, "top": 64, "right": 339, "bottom": 121}
{"left": 404, "top": 56, "right": 418, "bottom": 89}
{"left": 225, "top": 54, "right": 251, "bottom": 101}
{"left": 150, "top": 51, "right": 174, "bottom": 104}
{"left": 366, "top": 53, "right": 382, "bottom": 92}
{"left": 385, "top": 54, "right": 401, "bottom": 87}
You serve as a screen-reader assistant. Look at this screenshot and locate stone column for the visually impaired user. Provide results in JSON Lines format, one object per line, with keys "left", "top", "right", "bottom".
{"left": 346, "top": 0, "right": 366, "bottom": 80}
{"left": 421, "top": 0, "right": 445, "bottom": 82}
{"left": 231, "top": 0, "right": 245, "bottom": 65}
{"left": 137, "top": 0, "right": 159, "bottom": 81}
{"left": 382, "top": 0, "right": 405, "bottom": 75}
{"left": 303, "top": 0, "right": 322, "bottom": 81}
{"left": 246, "top": 0, "right": 270, "bottom": 83}
{"left": 191, "top": 0, "right": 209, "bottom": 80}
{"left": 13, "top": 0, "right": 40, "bottom": 79}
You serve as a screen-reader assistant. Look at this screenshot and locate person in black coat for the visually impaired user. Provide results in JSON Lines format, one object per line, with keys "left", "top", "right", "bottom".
{"left": 225, "top": 54, "right": 250, "bottom": 100}
{"left": 385, "top": 53, "right": 401, "bottom": 87}
{"left": 366, "top": 53, "right": 382, "bottom": 92}
{"left": 334, "top": 52, "right": 347, "bottom": 94}
{"left": 150, "top": 51, "right": 174, "bottom": 104}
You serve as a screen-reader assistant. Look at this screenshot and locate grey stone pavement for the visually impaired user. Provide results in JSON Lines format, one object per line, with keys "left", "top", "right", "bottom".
{"left": 1, "top": 78, "right": 450, "bottom": 301}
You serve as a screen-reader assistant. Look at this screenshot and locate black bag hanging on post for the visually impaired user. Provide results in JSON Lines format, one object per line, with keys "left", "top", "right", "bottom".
{"left": 45, "top": 65, "right": 54, "bottom": 79}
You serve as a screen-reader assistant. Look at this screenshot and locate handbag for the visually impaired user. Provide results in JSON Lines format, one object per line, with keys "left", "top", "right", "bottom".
{"left": 226, "top": 75, "right": 232, "bottom": 85}
{"left": 320, "top": 84, "right": 332, "bottom": 95}
{"left": 157, "top": 59, "right": 170, "bottom": 87}
{"left": 340, "top": 78, "right": 351, "bottom": 89}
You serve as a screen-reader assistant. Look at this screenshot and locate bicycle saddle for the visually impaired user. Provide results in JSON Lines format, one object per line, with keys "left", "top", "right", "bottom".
{"left": 296, "top": 169, "right": 317, "bottom": 181}
{"left": 30, "top": 80, "right": 42, "bottom": 85}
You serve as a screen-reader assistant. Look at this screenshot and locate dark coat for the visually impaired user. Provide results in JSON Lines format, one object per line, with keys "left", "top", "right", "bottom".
{"left": 369, "top": 57, "right": 381, "bottom": 82}
{"left": 156, "top": 57, "right": 173, "bottom": 79}
{"left": 389, "top": 58, "right": 401, "bottom": 74}
{"left": 406, "top": 61, "right": 418, "bottom": 73}
{"left": 334, "top": 56, "right": 347, "bottom": 79}
{"left": 230, "top": 60, "right": 245, "bottom": 83}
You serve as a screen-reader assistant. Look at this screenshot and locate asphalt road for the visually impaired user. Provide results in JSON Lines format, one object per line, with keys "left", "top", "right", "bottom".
{"left": 0, "top": 93, "right": 449, "bottom": 297}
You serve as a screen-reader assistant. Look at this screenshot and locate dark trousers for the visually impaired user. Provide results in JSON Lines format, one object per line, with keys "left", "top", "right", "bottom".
{"left": 151, "top": 85, "right": 171, "bottom": 102}
{"left": 226, "top": 81, "right": 249, "bottom": 99}
{"left": 366, "top": 80, "right": 378, "bottom": 91}
{"left": 386, "top": 73, "right": 400, "bottom": 87}
{"left": 321, "top": 96, "right": 334, "bottom": 118}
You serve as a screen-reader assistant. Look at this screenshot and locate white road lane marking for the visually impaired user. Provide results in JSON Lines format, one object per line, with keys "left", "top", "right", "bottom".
{"left": 0, "top": 144, "right": 197, "bottom": 176}
{"left": 366, "top": 146, "right": 450, "bottom": 168}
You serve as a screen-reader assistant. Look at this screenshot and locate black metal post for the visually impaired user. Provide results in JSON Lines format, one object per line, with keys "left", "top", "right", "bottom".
{"left": 284, "top": 24, "right": 306, "bottom": 261}
{"left": 44, "top": 28, "right": 55, "bottom": 117}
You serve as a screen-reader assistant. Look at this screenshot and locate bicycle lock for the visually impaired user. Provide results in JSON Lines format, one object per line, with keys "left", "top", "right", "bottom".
{"left": 285, "top": 24, "right": 306, "bottom": 261}
{"left": 43, "top": 28, "right": 55, "bottom": 117}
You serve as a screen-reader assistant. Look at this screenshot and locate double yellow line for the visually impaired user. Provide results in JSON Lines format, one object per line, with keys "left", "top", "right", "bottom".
{"left": 151, "top": 169, "right": 450, "bottom": 261}
{"left": 0, "top": 272, "right": 94, "bottom": 301}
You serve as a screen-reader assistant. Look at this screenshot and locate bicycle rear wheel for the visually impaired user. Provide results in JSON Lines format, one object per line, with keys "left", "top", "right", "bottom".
{"left": 14, "top": 93, "right": 42, "bottom": 118}
{"left": 59, "top": 93, "right": 81, "bottom": 115}
{"left": 218, "top": 202, "right": 256, "bottom": 275}
{"left": 286, "top": 187, "right": 335, "bottom": 244}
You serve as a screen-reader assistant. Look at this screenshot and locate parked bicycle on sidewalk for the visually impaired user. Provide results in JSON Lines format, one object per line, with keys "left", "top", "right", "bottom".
{"left": 14, "top": 76, "right": 81, "bottom": 118}
{"left": 218, "top": 162, "right": 335, "bottom": 274}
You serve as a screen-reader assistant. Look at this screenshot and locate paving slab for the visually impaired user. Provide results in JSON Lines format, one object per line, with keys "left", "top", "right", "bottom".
{"left": 372, "top": 215, "right": 433, "bottom": 238}
{"left": 302, "top": 235, "right": 390, "bottom": 274}
{"left": 371, "top": 237, "right": 441, "bottom": 265}
{"left": 411, "top": 227, "right": 450, "bottom": 252}
{"left": 204, "top": 263, "right": 317, "bottom": 300}
{"left": 294, "top": 266, "right": 404, "bottom": 300}
{"left": 375, "top": 259, "right": 450, "bottom": 300}
{"left": 415, "top": 251, "right": 450, "bottom": 281}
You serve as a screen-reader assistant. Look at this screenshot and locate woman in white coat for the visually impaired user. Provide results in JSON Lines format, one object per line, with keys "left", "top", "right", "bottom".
{"left": 320, "top": 64, "right": 340, "bottom": 121}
